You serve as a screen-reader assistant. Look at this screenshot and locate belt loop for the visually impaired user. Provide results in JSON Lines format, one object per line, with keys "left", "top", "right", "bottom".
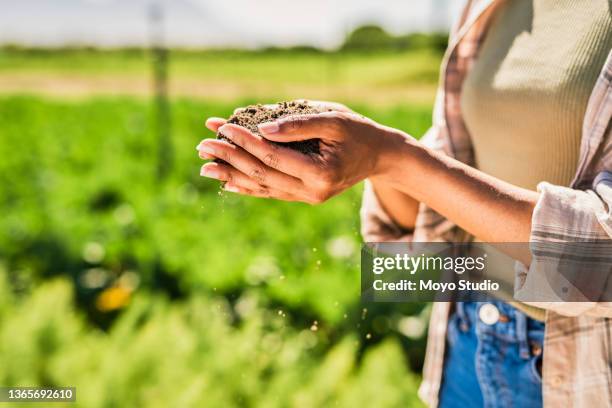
{"left": 515, "top": 311, "right": 530, "bottom": 359}
{"left": 456, "top": 302, "right": 470, "bottom": 332}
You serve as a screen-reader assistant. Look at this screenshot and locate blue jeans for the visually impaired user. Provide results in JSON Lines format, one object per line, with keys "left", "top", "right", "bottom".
{"left": 438, "top": 301, "right": 545, "bottom": 408}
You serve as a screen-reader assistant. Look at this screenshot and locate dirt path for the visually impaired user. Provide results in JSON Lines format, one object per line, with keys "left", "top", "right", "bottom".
{"left": 0, "top": 72, "right": 436, "bottom": 106}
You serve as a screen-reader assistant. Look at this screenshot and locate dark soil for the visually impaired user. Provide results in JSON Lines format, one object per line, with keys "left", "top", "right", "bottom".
{"left": 218, "top": 101, "right": 326, "bottom": 155}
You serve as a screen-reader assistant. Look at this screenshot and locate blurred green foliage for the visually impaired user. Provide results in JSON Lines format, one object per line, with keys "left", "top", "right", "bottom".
{"left": 0, "top": 30, "right": 446, "bottom": 403}
{"left": 0, "top": 270, "right": 424, "bottom": 407}
{"left": 0, "top": 95, "right": 431, "bottom": 314}
{"left": 0, "top": 93, "right": 434, "bottom": 405}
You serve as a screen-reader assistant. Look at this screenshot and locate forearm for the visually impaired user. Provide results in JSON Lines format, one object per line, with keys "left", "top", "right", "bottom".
{"left": 377, "top": 130, "right": 539, "bottom": 249}
{"left": 369, "top": 180, "right": 420, "bottom": 230}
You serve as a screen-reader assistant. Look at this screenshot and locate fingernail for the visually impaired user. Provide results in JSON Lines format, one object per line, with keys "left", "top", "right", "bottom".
{"left": 200, "top": 166, "right": 219, "bottom": 178}
{"left": 218, "top": 124, "right": 234, "bottom": 139}
{"left": 224, "top": 184, "right": 240, "bottom": 193}
{"left": 197, "top": 143, "right": 216, "bottom": 156}
{"left": 258, "top": 122, "right": 280, "bottom": 134}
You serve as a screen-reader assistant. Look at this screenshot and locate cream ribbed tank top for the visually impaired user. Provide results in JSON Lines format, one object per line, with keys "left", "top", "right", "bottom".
{"left": 462, "top": 0, "right": 612, "bottom": 190}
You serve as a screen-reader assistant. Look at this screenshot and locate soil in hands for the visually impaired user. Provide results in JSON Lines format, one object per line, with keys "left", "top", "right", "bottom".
{"left": 218, "top": 101, "right": 328, "bottom": 155}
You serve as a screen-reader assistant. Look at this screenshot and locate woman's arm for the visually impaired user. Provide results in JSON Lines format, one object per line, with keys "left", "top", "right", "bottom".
{"left": 369, "top": 181, "right": 420, "bottom": 231}
{"left": 198, "top": 112, "right": 538, "bottom": 256}
{"left": 199, "top": 105, "right": 612, "bottom": 314}
{"left": 379, "top": 127, "right": 539, "bottom": 246}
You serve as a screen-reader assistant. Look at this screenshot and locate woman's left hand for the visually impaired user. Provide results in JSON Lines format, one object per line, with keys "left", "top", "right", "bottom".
{"left": 197, "top": 111, "right": 407, "bottom": 204}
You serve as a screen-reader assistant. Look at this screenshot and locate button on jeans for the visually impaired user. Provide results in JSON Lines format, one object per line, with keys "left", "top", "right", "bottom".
{"left": 438, "top": 301, "right": 545, "bottom": 408}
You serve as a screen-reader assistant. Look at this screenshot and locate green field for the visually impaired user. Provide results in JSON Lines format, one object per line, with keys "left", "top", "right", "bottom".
{"left": 0, "top": 48, "right": 439, "bottom": 407}
{"left": 0, "top": 48, "right": 442, "bottom": 106}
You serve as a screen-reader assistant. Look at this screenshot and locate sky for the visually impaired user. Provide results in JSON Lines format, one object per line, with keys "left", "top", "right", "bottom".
{"left": 0, "top": 0, "right": 464, "bottom": 49}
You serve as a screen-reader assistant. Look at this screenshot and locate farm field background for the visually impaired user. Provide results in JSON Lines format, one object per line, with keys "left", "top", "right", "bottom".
{"left": 0, "top": 48, "right": 441, "bottom": 105}
{"left": 0, "top": 46, "right": 442, "bottom": 407}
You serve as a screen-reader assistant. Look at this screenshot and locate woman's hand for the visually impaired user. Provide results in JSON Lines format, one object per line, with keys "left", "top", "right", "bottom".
{"left": 198, "top": 100, "right": 540, "bottom": 252}
{"left": 197, "top": 110, "right": 409, "bottom": 204}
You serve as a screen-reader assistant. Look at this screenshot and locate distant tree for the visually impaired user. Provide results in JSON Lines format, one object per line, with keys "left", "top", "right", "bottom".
{"left": 341, "top": 25, "right": 396, "bottom": 52}
{"left": 341, "top": 25, "right": 448, "bottom": 53}
{"left": 400, "top": 32, "right": 448, "bottom": 52}
{"left": 259, "top": 45, "right": 323, "bottom": 54}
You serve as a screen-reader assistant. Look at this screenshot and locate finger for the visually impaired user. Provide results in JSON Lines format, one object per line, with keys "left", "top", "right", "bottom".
{"left": 217, "top": 123, "right": 320, "bottom": 178}
{"left": 205, "top": 117, "right": 226, "bottom": 132}
{"left": 223, "top": 182, "right": 299, "bottom": 202}
{"left": 257, "top": 111, "right": 345, "bottom": 142}
{"left": 196, "top": 137, "right": 216, "bottom": 159}
{"left": 198, "top": 149, "right": 215, "bottom": 160}
{"left": 198, "top": 138, "right": 306, "bottom": 195}
{"left": 201, "top": 162, "right": 302, "bottom": 202}
{"left": 200, "top": 162, "right": 270, "bottom": 191}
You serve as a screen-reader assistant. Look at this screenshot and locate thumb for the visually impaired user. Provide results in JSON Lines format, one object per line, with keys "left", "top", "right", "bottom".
{"left": 257, "top": 112, "right": 342, "bottom": 143}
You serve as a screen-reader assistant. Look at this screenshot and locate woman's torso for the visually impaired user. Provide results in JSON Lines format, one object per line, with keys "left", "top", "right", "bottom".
{"left": 461, "top": 0, "right": 612, "bottom": 190}
{"left": 460, "top": 0, "right": 612, "bottom": 321}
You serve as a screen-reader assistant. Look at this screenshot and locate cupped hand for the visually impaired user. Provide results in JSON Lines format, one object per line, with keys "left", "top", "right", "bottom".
{"left": 199, "top": 99, "right": 351, "bottom": 159}
{"left": 197, "top": 106, "right": 407, "bottom": 204}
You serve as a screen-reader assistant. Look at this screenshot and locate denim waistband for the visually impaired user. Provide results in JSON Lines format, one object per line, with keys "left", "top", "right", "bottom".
{"left": 455, "top": 301, "right": 545, "bottom": 360}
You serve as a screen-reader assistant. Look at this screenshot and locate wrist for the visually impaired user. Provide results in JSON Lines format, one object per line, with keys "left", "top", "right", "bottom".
{"left": 370, "top": 125, "right": 421, "bottom": 182}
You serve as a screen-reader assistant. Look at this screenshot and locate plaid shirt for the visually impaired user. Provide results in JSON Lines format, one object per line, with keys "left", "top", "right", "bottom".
{"left": 360, "top": 0, "right": 612, "bottom": 407}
